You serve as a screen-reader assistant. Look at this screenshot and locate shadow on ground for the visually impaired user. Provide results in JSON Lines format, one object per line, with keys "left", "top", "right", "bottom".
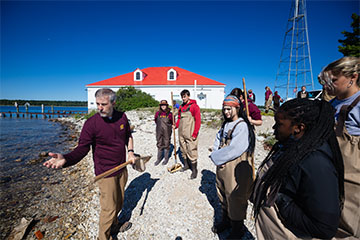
{"left": 199, "top": 169, "right": 255, "bottom": 240}
{"left": 116, "top": 172, "right": 159, "bottom": 230}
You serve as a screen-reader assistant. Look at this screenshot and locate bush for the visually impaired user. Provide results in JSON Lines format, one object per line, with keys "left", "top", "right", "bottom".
{"left": 115, "top": 86, "right": 159, "bottom": 111}
{"left": 83, "top": 110, "right": 97, "bottom": 120}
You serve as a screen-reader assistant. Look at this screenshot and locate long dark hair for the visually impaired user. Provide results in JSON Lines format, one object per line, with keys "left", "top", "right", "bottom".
{"left": 158, "top": 104, "right": 171, "bottom": 114}
{"left": 253, "top": 98, "right": 344, "bottom": 216}
{"left": 221, "top": 95, "right": 255, "bottom": 154}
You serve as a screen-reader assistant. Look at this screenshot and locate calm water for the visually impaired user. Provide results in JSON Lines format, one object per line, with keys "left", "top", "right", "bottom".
{"left": 0, "top": 106, "right": 87, "bottom": 237}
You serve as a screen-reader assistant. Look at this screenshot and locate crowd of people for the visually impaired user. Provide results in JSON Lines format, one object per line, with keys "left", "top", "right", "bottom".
{"left": 43, "top": 56, "right": 359, "bottom": 240}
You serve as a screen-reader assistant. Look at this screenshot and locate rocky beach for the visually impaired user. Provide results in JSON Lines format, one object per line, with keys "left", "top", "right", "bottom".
{"left": 6, "top": 110, "right": 275, "bottom": 240}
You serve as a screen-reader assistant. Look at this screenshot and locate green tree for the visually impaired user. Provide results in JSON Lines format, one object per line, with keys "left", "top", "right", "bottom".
{"left": 115, "top": 86, "right": 159, "bottom": 111}
{"left": 338, "top": 13, "right": 360, "bottom": 57}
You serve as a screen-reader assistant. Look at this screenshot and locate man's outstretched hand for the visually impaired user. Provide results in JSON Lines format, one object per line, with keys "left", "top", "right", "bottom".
{"left": 43, "top": 152, "right": 66, "bottom": 169}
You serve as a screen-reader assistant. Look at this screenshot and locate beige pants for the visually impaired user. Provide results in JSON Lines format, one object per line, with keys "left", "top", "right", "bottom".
{"left": 265, "top": 95, "right": 273, "bottom": 111}
{"left": 178, "top": 110, "right": 198, "bottom": 163}
{"left": 216, "top": 155, "right": 253, "bottom": 221}
{"left": 97, "top": 168, "right": 128, "bottom": 240}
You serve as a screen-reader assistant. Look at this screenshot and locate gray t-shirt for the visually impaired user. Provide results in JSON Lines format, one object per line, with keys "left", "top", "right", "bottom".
{"left": 210, "top": 118, "right": 249, "bottom": 166}
{"left": 331, "top": 90, "right": 360, "bottom": 136}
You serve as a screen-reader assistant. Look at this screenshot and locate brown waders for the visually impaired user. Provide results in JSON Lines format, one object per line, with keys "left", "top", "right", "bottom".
{"left": 155, "top": 112, "right": 172, "bottom": 166}
{"left": 265, "top": 94, "right": 273, "bottom": 113}
{"left": 334, "top": 95, "right": 360, "bottom": 239}
{"left": 178, "top": 108, "right": 198, "bottom": 179}
{"left": 214, "top": 120, "right": 254, "bottom": 239}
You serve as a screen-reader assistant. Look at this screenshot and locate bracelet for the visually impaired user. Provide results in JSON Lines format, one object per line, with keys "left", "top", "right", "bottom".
{"left": 128, "top": 149, "right": 134, "bottom": 153}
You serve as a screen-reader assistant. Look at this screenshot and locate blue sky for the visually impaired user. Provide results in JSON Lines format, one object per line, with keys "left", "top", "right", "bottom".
{"left": 1, "top": 0, "right": 358, "bottom": 104}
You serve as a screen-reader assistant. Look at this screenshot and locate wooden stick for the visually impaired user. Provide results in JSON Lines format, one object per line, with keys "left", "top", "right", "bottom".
{"left": 242, "top": 77, "right": 255, "bottom": 180}
{"left": 94, "top": 161, "right": 131, "bottom": 183}
{"left": 171, "top": 92, "right": 177, "bottom": 162}
{"left": 242, "top": 77, "right": 250, "bottom": 118}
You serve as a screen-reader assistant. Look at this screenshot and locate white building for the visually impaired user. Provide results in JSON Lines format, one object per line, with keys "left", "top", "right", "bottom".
{"left": 86, "top": 67, "right": 226, "bottom": 110}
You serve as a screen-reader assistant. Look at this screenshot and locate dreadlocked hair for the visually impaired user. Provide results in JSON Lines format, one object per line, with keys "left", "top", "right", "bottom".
{"left": 221, "top": 97, "right": 256, "bottom": 154}
{"left": 253, "top": 98, "right": 344, "bottom": 217}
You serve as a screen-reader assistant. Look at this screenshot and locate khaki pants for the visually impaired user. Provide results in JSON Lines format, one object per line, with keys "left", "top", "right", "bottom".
{"left": 216, "top": 155, "right": 253, "bottom": 221}
{"left": 178, "top": 110, "right": 198, "bottom": 163}
{"left": 97, "top": 169, "right": 128, "bottom": 240}
{"left": 265, "top": 95, "right": 273, "bottom": 112}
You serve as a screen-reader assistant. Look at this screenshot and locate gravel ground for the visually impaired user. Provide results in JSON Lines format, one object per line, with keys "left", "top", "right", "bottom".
{"left": 11, "top": 110, "right": 274, "bottom": 240}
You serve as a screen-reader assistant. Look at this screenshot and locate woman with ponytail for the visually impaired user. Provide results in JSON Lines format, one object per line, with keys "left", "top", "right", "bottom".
{"left": 209, "top": 95, "right": 255, "bottom": 239}
{"left": 318, "top": 56, "right": 360, "bottom": 238}
{"left": 252, "top": 98, "right": 344, "bottom": 239}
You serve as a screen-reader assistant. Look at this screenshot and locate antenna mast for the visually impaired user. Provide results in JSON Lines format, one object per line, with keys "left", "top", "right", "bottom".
{"left": 274, "top": 0, "right": 314, "bottom": 100}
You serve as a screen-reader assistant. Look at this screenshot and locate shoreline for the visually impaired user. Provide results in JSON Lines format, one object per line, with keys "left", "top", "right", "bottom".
{"left": 1, "top": 117, "right": 91, "bottom": 239}
{"left": 5, "top": 111, "right": 274, "bottom": 239}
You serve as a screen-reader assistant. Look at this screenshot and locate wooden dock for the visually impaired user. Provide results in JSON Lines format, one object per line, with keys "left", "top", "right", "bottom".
{"left": 0, "top": 110, "right": 87, "bottom": 119}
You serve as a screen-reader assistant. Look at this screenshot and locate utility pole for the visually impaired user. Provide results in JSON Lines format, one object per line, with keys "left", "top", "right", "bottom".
{"left": 274, "top": 0, "right": 314, "bottom": 100}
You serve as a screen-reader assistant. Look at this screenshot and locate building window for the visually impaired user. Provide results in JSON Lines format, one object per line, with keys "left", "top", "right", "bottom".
{"left": 167, "top": 68, "right": 177, "bottom": 81}
{"left": 134, "top": 68, "right": 143, "bottom": 81}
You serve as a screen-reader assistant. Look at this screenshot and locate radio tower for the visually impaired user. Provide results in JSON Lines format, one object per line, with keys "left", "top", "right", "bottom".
{"left": 274, "top": 0, "right": 314, "bottom": 100}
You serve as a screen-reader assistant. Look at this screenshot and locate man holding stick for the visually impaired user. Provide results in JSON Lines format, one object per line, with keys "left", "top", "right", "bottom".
{"left": 175, "top": 89, "right": 201, "bottom": 179}
{"left": 43, "top": 88, "right": 135, "bottom": 240}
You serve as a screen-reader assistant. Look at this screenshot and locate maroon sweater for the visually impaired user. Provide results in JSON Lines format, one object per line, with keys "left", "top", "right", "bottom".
{"left": 63, "top": 110, "right": 132, "bottom": 177}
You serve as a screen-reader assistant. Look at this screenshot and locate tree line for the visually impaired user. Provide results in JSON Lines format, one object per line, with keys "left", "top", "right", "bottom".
{"left": 0, "top": 99, "right": 87, "bottom": 107}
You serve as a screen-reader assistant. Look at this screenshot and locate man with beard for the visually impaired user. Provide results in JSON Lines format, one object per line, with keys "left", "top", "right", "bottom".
{"left": 44, "top": 88, "right": 135, "bottom": 240}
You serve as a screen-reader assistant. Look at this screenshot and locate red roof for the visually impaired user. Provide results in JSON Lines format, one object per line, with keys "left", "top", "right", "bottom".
{"left": 86, "top": 67, "right": 225, "bottom": 86}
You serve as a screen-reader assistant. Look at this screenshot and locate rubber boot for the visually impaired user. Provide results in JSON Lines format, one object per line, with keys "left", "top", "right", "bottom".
{"left": 154, "top": 149, "right": 163, "bottom": 166}
{"left": 162, "top": 148, "right": 170, "bottom": 165}
{"left": 180, "top": 158, "right": 190, "bottom": 172}
{"left": 190, "top": 162, "right": 198, "bottom": 179}
{"left": 212, "top": 210, "right": 231, "bottom": 233}
{"left": 226, "top": 220, "right": 246, "bottom": 239}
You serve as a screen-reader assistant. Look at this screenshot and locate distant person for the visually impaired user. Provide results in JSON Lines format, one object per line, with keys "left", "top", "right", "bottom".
{"left": 297, "top": 85, "right": 309, "bottom": 98}
{"left": 175, "top": 89, "right": 201, "bottom": 179}
{"left": 252, "top": 98, "right": 344, "bottom": 239}
{"left": 230, "top": 88, "right": 262, "bottom": 126}
{"left": 248, "top": 89, "right": 256, "bottom": 103}
{"left": 43, "top": 88, "right": 135, "bottom": 240}
{"left": 24, "top": 102, "right": 30, "bottom": 113}
{"left": 173, "top": 100, "right": 180, "bottom": 110}
{"left": 154, "top": 100, "right": 173, "bottom": 166}
{"left": 264, "top": 86, "right": 273, "bottom": 113}
{"left": 273, "top": 91, "right": 283, "bottom": 112}
{"left": 210, "top": 95, "right": 255, "bottom": 239}
{"left": 318, "top": 56, "right": 360, "bottom": 238}
{"left": 14, "top": 102, "right": 19, "bottom": 113}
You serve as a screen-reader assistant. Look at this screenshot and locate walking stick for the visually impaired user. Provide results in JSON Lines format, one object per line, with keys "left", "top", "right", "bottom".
{"left": 168, "top": 92, "right": 182, "bottom": 173}
{"left": 242, "top": 77, "right": 255, "bottom": 180}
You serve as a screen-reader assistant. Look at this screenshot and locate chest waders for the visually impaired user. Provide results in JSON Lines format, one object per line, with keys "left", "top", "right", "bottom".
{"left": 154, "top": 112, "right": 172, "bottom": 166}
{"left": 265, "top": 94, "right": 273, "bottom": 113}
{"left": 214, "top": 120, "right": 254, "bottom": 239}
{"left": 334, "top": 95, "right": 360, "bottom": 239}
{"left": 254, "top": 152, "right": 302, "bottom": 239}
{"left": 178, "top": 104, "right": 198, "bottom": 179}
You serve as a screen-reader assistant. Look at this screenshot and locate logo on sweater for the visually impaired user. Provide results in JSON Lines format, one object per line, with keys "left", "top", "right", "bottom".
{"left": 120, "top": 124, "right": 124, "bottom": 130}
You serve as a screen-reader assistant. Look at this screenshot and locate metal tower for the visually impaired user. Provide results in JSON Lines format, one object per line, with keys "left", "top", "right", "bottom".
{"left": 274, "top": 0, "right": 314, "bottom": 100}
